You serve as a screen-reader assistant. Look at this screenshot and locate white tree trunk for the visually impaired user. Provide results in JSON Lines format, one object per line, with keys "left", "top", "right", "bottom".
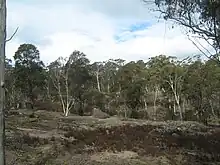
{"left": 51, "top": 70, "right": 74, "bottom": 117}
{"left": 153, "top": 86, "right": 159, "bottom": 120}
{"left": 144, "top": 86, "right": 148, "bottom": 110}
{"left": 167, "top": 77, "right": 183, "bottom": 121}
{"left": 57, "top": 82, "right": 66, "bottom": 115}
{"left": 96, "top": 71, "right": 101, "bottom": 92}
{"left": 107, "top": 81, "right": 110, "bottom": 93}
{"left": 65, "top": 75, "right": 69, "bottom": 115}
{"left": 144, "top": 98, "right": 147, "bottom": 110}
{"left": 173, "top": 101, "right": 176, "bottom": 114}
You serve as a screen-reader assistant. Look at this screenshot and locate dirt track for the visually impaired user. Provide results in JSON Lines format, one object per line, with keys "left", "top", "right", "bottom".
{"left": 5, "top": 110, "right": 220, "bottom": 165}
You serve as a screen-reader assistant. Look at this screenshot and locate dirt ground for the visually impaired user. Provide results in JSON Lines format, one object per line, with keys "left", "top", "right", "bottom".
{"left": 5, "top": 109, "right": 220, "bottom": 165}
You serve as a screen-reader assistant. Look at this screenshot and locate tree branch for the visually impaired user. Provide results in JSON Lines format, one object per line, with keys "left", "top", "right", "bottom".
{"left": 187, "top": 35, "right": 220, "bottom": 64}
{"left": 187, "top": 35, "right": 210, "bottom": 58}
{"left": 149, "top": 1, "right": 220, "bottom": 55}
{"left": 5, "top": 27, "right": 19, "bottom": 42}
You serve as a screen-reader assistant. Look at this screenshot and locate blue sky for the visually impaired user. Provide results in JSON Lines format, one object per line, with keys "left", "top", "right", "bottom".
{"left": 6, "top": 0, "right": 211, "bottom": 64}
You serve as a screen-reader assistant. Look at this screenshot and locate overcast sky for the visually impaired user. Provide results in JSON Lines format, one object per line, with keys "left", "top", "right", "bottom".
{"left": 6, "top": 0, "right": 210, "bottom": 64}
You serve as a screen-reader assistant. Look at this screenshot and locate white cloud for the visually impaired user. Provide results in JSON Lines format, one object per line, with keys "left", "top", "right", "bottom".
{"left": 6, "top": 0, "right": 213, "bottom": 64}
{"left": 5, "top": 38, "right": 20, "bottom": 60}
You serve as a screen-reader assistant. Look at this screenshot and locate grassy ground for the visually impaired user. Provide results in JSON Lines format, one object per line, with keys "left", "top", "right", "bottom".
{"left": 5, "top": 109, "right": 220, "bottom": 165}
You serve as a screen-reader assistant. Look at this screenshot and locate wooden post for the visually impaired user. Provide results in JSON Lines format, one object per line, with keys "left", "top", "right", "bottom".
{"left": 0, "top": 0, "right": 6, "bottom": 164}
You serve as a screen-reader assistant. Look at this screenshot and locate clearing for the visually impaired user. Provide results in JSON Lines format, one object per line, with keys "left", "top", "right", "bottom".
{"left": 5, "top": 109, "right": 220, "bottom": 165}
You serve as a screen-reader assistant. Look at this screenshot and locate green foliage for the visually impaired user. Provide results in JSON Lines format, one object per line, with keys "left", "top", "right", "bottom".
{"left": 5, "top": 58, "right": 15, "bottom": 109}
{"left": 150, "top": 0, "right": 220, "bottom": 59}
{"left": 5, "top": 43, "right": 220, "bottom": 123}
{"left": 13, "top": 44, "right": 46, "bottom": 108}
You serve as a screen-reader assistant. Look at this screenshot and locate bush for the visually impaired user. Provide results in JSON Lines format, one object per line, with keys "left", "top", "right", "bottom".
{"left": 34, "top": 100, "right": 61, "bottom": 112}
{"left": 92, "top": 108, "right": 110, "bottom": 119}
{"left": 164, "top": 108, "right": 178, "bottom": 121}
{"left": 130, "top": 109, "right": 149, "bottom": 119}
{"left": 184, "top": 110, "right": 198, "bottom": 121}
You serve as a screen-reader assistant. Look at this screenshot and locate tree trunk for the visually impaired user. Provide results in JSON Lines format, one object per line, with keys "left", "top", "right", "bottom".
{"left": 52, "top": 72, "right": 74, "bottom": 117}
{"left": 209, "top": 99, "right": 216, "bottom": 117}
{"left": 173, "top": 101, "right": 176, "bottom": 114}
{"left": 174, "top": 96, "right": 183, "bottom": 121}
{"left": 124, "top": 104, "right": 128, "bottom": 118}
{"left": 177, "top": 102, "right": 183, "bottom": 121}
{"left": 182, "top": 97, "right": 186, "bottom": 114}
{"left": 78, "top": 97, "right": 84, "bottom": 116}
{"left": 107, "top": 81, "right": 110, "bottom": 93}
{"left": 153, "top": 86, "right": 158, "bottom": 120}
{"left": 57, "top": 82, "right": 66, "bottom": 115}
{"left": 65, "top": 75, "right": 70, "bottom": 116}
{"left": 144, "top": 98, "right": 147, "bottom": 110}
{"left": 46, "top": 80, "right": 51, "bottom": 100}
{"left": 168, "top": 78, "right": 183, "bottom": 121}
{"left": 0, "top": 0, "right": 6, "bottom": 164}
{"left": 96, "top": 71, "right": 101, "bottom": 92}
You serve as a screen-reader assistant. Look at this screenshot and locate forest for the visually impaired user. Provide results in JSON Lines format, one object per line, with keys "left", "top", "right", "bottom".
{"left": 5, "top": 43, "right": 220, "bottom": 125}
{"left": 2, "top": 0, "right": 220, "bottom": 164}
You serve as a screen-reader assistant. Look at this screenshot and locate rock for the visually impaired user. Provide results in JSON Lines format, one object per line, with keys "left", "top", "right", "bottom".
{"left": 92, "top": 108, "right": 109, "bottom": 119}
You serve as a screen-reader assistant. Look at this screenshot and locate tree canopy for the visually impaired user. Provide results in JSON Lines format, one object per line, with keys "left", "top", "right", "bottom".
{"left": 3, "top": 42, "right": 220, "bottom": 125}
{"left": 144, "top": 0, "right": 220, "bottom": 61}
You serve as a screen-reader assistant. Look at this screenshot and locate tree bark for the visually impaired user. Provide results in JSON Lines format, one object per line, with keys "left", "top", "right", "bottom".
{"left": 209, "top": 99, "right": 216, "bottom": 117}
{"left": 51, "top": 65, "right": 74, "bottom": 117}
{"left": 153, "top": 86, "right": 159, "bottom": 120}
{"left": 0, "top": 0, "right": 6, "bottom": 164}
{"left": 167, "top": 76, "right": 183, "bottom": 121}
{"left": 96, "top": 71, "right": 101, "bottom": 92}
